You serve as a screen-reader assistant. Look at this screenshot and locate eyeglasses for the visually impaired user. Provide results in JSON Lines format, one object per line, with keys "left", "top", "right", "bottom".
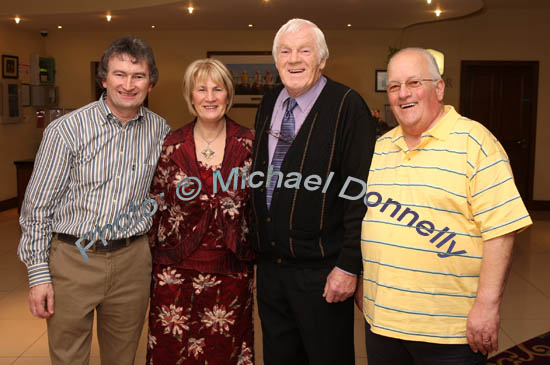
{"left": 266, "top": 129, "right": 295, "bottom": 144}
{"left": 386, "top": 79, "right": 439, "bottom": 93}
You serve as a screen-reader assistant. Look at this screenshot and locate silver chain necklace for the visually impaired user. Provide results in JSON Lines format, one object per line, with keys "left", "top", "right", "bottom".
{"left": 195, "top": 122, "right": 225, "bottom": 160}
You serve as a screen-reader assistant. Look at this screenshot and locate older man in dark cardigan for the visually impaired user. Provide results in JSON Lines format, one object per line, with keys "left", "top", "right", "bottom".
{"left": 249, "top": 18, "right": 377, "bottom": 365}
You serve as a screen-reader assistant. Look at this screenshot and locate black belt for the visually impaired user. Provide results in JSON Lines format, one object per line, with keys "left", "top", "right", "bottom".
{"left": 55, "top": 233, "right": 142, "bottom": 252}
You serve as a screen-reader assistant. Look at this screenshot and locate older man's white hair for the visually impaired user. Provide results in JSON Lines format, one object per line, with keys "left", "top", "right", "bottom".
{"left": 272, "top": 18, "right": 329, "bottom": 65}
{"left": 388, "top": 47, "right": 442, "bottom": 80}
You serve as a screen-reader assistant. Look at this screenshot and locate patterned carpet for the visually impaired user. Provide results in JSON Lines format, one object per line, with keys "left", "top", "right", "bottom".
{"left": 488, "top": 332, "right": 550, "bottom": 364}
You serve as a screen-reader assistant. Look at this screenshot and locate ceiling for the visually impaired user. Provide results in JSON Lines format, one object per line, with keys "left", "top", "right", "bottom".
{"left": 1, "top": 0, "right": 488, "bottom": 32}
{"left": 1, "top": 0, "right": 549, "bottom": 33}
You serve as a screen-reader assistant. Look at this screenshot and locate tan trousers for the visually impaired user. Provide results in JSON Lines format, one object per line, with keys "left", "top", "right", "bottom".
{"left": 47, "top": 235, "right": 151, "bottom": 365}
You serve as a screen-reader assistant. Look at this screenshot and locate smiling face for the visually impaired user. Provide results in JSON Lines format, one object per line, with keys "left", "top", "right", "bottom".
{"left": 192, "top": 77, "right": 228, "bottom": 124}
{"left": 387, "top": 50, "right": 445, "bottom": 139}
{"left": 102, "top": 53, "right": 152, "bottom": 122}
{"left": 275, "top": 26, "right": 326, "bottom": 98}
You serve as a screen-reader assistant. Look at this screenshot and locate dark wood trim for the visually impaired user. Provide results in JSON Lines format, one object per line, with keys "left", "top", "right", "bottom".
{"left": 0, "top": 198, "right": 17, "bottom": 212}
{"left": 460, "top": 60, "right": 539, "bottom": 208}
{"left": 529, "top": 200, "right": 550, "bottom": 211}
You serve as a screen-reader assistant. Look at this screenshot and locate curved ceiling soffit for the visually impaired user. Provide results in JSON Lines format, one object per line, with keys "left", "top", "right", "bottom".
{"left": 401, "top": 0, "right": 485, "bottom": 32}
{"left": 0, "top": 0, "right": 182, "bottom": 15}
{"left": 391, "top": 0, "right": 485, "bottom": 49}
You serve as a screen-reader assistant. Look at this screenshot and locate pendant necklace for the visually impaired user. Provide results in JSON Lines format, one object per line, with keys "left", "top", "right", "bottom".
{"left": 196, "top": 122, "right": 225, "bottom": 160}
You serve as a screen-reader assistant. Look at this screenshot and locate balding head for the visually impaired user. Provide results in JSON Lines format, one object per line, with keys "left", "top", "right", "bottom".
{"left": 388, "top": 48, "right": 441, "bottom": 81}
{"left": 386, "top": 47, "right": 446, "bottom": 147}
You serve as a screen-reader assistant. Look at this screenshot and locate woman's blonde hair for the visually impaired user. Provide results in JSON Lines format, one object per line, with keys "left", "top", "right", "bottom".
{"left": 182, "top": 58, "right": 235, "bottom": 116}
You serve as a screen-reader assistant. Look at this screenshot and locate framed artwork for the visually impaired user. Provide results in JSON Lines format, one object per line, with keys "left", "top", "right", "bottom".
{"left": 207, "top": 51, "right": 280, "bottom": 107}
{"left": 2, "top": 55, "right": 19, "bottom": 79}
{"left": 375, "top": 69, "right": 387, "bottom": 92}
{"left": 30, "top": 85, "right": 58, "bottom": 108}
{"left": 21, "top": 83, "right": 31, "bottom": 106}
{"left": 1, "top": 80, "right": 22, "bottom": 123}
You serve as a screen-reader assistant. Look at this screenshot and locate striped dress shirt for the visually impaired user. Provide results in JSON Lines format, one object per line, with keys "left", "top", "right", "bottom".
{"left": 18, "top": 95, "right": 170, "bottom": 287}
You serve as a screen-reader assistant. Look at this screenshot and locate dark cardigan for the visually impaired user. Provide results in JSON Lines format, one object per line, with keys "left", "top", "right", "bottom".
{"left": 250, "top": 77, "right": 377, "bottom": 274}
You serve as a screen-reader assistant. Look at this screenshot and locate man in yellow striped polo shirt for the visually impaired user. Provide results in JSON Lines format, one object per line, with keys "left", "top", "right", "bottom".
{"left": 358, "top": 48, "right": 532, "bottom": 364}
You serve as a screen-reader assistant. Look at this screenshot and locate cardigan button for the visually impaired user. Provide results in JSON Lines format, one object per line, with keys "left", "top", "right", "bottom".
{"left": 276, "top": 258, "right": 282, "bottom": 264}
{"left": 262, "top": 160, "right": 267, "bottom": 166}
{"left": 270, "top": 241, "right": 276, "bottom": 247}
{"left": 265, "top": 217, "right": 271, "bottom": 223}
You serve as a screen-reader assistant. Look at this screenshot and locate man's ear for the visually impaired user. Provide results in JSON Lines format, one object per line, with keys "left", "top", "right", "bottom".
{"left": 318, "top": 57, "right": 327, "bottom": 71}
{"left": 436, "top": 78, "right": 445, "bottom": 102}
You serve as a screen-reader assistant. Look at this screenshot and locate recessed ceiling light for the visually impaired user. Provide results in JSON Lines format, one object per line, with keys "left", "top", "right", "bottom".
{"left": 435, "top": 9, "right": 441, "bottom": 16}
{"left": 106, "top": 14, "right": 112, "bottom": 22}
{"left": 151, "top": 25, "right": 156, "bottom": 29}
{"left": 188, "top": 6, "right": 194, "bottom": 14}
{"left": 57, "top": 25, "right": 63, "bottom": 29}
{"left": 14, "top": 16, "right": 21, "bottom": 24}
{"left": 248, "top": 24, "right": 253, "bottom": 28}
{"left": 427, "top": 0, "right": 432, "bottom": 4}
{"left": 347, "top": 24, "right": 352, "bottom": 28}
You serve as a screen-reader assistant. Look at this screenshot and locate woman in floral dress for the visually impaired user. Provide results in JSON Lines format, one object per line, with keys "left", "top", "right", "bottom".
{"left": 147, "top": 58, "right": 255, "bottom": 364}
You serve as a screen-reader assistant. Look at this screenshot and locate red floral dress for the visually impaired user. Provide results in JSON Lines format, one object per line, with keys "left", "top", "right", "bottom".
{"left": 147, "top": 118, "right": 255, "bottom": 365}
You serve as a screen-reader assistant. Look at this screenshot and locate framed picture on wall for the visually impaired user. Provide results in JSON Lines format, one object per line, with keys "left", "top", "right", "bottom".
{"left": 375, "top": 70, "right": 387, "bottom": 92}
{"left": 2, "top": 55, "right": 19, "bottom": 79}
{"left": 1, "top": 80, "right": 22, "bottom": 123}
{"left": 21, "top": 83, "right": 31, "bottom": 106}
{"left": 207, "top": 51, "right": 280, "bottom": 107}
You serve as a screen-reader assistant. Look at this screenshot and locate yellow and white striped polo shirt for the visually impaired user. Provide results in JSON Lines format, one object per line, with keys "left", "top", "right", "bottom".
{"left": 360, "top": 105, "right": 532, "bottom": 344}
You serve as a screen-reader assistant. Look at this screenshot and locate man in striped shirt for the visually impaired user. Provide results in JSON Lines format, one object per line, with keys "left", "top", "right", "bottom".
{"left": 18, "top": 36, "right": 170, "bottom": 364}
{"left": 358, "top": 48, "right": 532, "bottom": 364}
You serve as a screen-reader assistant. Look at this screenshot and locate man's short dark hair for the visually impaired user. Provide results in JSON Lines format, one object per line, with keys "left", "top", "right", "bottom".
{"left": 96, "top": 36, "right": 159, "bottom": 86}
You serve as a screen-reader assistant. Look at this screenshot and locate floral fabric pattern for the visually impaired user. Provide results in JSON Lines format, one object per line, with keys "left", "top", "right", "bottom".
{"left": 148, "top": 118, "right": 255, "bottom": 273}
{"left": 147, "top": 119, "right": 255, "bottom": 364}
{"left": 147, "top": 265, "right": 254, "bottom": 364}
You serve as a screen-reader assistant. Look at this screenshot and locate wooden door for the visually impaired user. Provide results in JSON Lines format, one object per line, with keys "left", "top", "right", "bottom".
{"left": 460, "top": 61, "right": 538, "bottom": 203}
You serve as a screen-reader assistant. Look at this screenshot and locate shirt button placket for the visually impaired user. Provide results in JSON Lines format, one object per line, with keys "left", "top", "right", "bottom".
{"left": 113, "top": 129, "right": 125, "bottom": 207}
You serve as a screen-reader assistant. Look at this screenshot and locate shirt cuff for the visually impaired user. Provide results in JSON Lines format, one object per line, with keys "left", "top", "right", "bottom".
{"left": 27, "top": 262, "right": 52, "bottom": 288}
{"left": 335, "top": 266, "right": 356, "bottom": 277}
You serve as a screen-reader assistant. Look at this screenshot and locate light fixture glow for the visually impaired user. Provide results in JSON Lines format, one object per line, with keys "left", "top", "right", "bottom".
{"left": 14, "top": 16, "right": 21, "bottom": 24}
{"left": 248, "top": 24, "right": 253, "bottom": 28}
{"left": 188, "top": 6, "right": 194, "bottom": 14}
{"left": 106, "top": 14, "right": 112, "bottom": 22}
{"left": 151, "top": 25, "right": 156, "bottom": 29}
{"left": 347, "top": 23, "right": 352, "bottom": 27}
{"left": 427, "top": 0, "right": 432, "bottom": 4}
{"left": 57, "top": 25, "right": 63, "bottom": 29}
{"left": 435, "top": 9, "right": 441, "bottom": 16}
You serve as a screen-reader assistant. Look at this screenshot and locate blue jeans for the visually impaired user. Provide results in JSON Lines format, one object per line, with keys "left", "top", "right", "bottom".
{"left": 364, "top": 322, "right": 487, "bottom": 365}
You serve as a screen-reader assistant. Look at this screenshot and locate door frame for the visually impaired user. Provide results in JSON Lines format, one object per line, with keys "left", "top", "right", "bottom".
{"left": 459, "top": 60, "right": 541, "bottom": 209}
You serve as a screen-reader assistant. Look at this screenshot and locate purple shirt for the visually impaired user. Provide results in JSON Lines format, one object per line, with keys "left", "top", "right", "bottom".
{"left": 268, "top": 76, "right": 327, "bottom": 164}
